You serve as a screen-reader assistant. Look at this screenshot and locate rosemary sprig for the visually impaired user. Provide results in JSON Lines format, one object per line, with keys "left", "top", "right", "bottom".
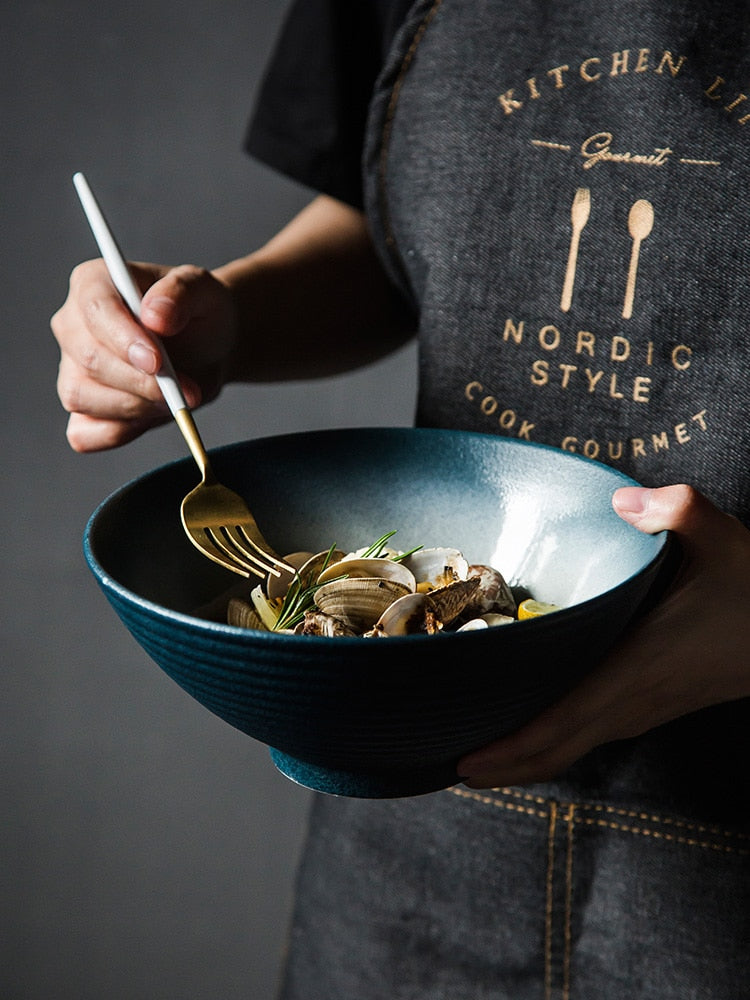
{"left": 361, "top": 530, "right": 398, "bottom": 557}
{"left": 272, "top": 544, "right": 340, "bottom": 632}
{"left": 360, "top": 530, "right": 423, "bottom": 562}
{"left": 392, "top": 543, "right": 423, "bottom": 563}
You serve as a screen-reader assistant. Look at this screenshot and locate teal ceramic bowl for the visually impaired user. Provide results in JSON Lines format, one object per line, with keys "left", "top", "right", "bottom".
{"left": 84, "top": 428, "right": 674, "bottom": 798}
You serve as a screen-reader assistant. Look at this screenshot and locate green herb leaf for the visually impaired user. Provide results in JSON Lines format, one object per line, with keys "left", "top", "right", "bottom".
{"left": 272, "top": 544, "right": 341, "bottom": 632}
{"left": 360, "top": 530, "right": 399, "bottom": 558}
{"left": 360, "top": 530, "right": 423, "bottom": 562}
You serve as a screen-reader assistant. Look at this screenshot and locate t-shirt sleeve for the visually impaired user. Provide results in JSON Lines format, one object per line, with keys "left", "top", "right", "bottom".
{"left": 245, "top": 0, "right": 412, "bottom": 209}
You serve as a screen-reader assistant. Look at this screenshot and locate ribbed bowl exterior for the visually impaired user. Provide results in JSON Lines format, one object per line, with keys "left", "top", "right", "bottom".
{"left": 85, "top": 428, "right": 673, "bottom": 797}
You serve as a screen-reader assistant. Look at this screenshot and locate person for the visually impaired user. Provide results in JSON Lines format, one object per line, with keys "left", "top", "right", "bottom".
{"left": 53, "top": 1, "right": 750, "bottom": 996}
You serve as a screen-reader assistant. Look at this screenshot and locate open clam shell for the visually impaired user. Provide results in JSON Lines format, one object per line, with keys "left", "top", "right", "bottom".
{"left": 367, "top": 592, "right": 434, "bottom": 637}
{"left": 368, "top": 577, "right": 481, "bottom": 637}
{"left": 403, "top": 547, "right": 469, "bottom": 589}
{"left": 315, "top": 577, "right": 413, "bottom": 632}
{"left": 227, "top": 597, "right": 266, "bottom": 631}
{"left": 316, "top": 557, "right": 416, "bottom": 591}
{"left": 457, "top": 613, "right": 515, "bottom": 632}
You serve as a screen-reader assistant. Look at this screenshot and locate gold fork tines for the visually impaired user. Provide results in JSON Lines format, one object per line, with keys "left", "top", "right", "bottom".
{"left": 175, "top": 409, "right": 289, "bottom": 579}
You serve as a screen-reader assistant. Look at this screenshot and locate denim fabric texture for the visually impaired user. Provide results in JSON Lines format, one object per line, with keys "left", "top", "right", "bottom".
{"left": 279, "top": 784, "right": 749, "bottom": 999}
{"left": 278, "top": 1, "right": 750, "bottom": 996}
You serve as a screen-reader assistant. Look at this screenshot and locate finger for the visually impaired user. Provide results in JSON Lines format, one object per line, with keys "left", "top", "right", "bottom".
{"left": 58, "top": 352, "right": 202, "bottom": 420}
{"left": 612, "top": 484, "right": 717, "bottom": 542}
{"left": 58, "top": 369, "right": 166, "bottom": 425}
{"left": 457, "top": 637, "right": 658, "bottom": 787}
{"left": 65, "top": 411, "right": 167, "bottom": 453}
{"left": 139, "top": 264, "right": 218, "bottom": 337}
{"left": 458, "top": 694, "right": 609, "bottom": 788}
{"left": 57, "top": 349, "right": 166, "bottom": 414}
{"left": 461, "top": 742, "right": 587, "bottom": 789}
{"left": 53, "top": 260, "right": 162, "bottom": 375}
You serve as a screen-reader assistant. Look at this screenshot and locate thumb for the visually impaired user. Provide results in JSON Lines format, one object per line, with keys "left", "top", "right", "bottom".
{"left": 612, "top": 484, "right": 718, "bottom": 542}
{"left": 139, "top": 264, "right": 211, "bottom": 337}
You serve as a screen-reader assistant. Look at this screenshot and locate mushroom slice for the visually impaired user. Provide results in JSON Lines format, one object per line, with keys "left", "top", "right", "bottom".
{"left": 427, "top": 577, "right": 481, "bottom": 626}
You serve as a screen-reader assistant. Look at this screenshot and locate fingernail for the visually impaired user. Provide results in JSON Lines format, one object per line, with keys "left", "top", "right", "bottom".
{"left": 128, "top": 341, "right": 159, "bottom": 374}
{"left": 141, "top": 296, "right": 176, "bottom": 328}
{"left": 613, "top": 486, "right": 652, "bottom": 516}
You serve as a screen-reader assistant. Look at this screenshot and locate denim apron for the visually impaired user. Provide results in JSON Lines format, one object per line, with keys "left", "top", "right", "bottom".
{"left": 279, "top": 3, "right": 750, "bottom": 996}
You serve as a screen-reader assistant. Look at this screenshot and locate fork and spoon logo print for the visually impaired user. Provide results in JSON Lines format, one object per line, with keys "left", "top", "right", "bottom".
{"left": 560, "top": 187, "right": 654, "bottom": 318}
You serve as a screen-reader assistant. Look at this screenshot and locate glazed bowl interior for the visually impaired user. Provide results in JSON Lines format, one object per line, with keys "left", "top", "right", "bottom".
{"left": 85, "top": 427, "right": 673, "bottom": 798}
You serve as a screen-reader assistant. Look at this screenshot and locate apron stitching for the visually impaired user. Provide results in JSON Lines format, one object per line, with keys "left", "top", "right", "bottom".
{"left": 377, "top": 0, "right": 443, "bottom": 273}
{"left": 449, "top": 785, "right": 548, "bottom": 819}
{"left": 584, "top": 802, "right": 750, "bottom": 841}
{"left": 544, "top": 800, "right": 558, "bottom": 1000}
{"left": 563, "top": 804, "right": 576, "bottom": 1000}
{"left": 492, "top": 786, "right": 550, "bottom": 807}
{"left": 578, "top": 815, "right": 750, "bottom": 856}
{"left": 449, "top": 787, "right": 748, "bottom": 846}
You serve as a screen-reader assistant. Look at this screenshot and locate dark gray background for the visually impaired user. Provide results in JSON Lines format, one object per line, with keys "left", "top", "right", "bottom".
{"left": 2, "top": 3, "right": 416, "bottom": 997}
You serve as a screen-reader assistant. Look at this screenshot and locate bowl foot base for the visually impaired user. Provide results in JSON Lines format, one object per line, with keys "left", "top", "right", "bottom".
{"left": 269, "top": 748, "right": 461, "bottom": 799}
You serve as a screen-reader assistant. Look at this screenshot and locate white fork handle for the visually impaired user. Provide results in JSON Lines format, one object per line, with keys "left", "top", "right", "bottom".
{"left": 72, "top": 171, "right": 187, "bottom": 417}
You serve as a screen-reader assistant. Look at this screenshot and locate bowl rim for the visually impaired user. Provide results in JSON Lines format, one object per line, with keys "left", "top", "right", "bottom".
{"left": 83, "top": 427, "right": 671, "bottom": 646}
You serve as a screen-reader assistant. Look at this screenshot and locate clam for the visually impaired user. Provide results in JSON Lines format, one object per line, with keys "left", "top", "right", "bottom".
{"left": 365, "top": 592, "right": 436, "bottom": 637}
{"left": 340, "top": 544, "right": 402, "bottom": 562}
{"left": 456, "top": 617, "right": 489, "bottom": 632}
{"left": 265, "top": 551, "right": 313, "bottom": 601}
{"left": 227, "top": 597, "right": 266, "bottom": 631}
{"left": 482, "top": 612, "right": 516, "bottom": 627}
{"left": 467, "top": 564, "right": 516, "bottom": 616}
{"left": 299, "top": 610, "right": 358, "bottom": 637}
{"left": 316, "top": 557, "right": 416, "bottom": 591}
{"left": 315, "top": 577, "right": 412, "bottom": 632}
{"left": 457, "top": 613, "right": 515, "bottom": 632}
{"left": 403, "top": 547, "right": 469, "bottom": 590}
{"left": 366, "top": 577, "right": 480, "bottom": 637}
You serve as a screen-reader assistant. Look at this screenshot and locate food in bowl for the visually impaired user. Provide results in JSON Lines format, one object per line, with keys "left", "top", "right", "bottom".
{"left": 225, "top": 530, "right": 560, "bottom": 637}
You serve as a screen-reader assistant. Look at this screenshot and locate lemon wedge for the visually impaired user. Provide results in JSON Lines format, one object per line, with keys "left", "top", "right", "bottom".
{"left": 517, "top": 599, "right": 561, "bottom": 620}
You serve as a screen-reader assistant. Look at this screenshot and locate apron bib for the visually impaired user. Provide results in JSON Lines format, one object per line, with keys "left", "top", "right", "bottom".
{"left": 365, "top": 0, "right": 750, "bottom": 521}
{"left": 280, "top": 5, "right": 750, "bottom": 997}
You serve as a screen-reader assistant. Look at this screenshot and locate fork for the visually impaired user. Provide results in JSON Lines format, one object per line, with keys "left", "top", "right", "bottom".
{"left": 72, "top": 171, "right": 289, "bottom": 579}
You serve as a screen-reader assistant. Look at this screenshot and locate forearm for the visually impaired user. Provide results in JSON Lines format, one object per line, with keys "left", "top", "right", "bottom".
{"left": 214, "top": 195, "right": 416, "bottom": 383}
